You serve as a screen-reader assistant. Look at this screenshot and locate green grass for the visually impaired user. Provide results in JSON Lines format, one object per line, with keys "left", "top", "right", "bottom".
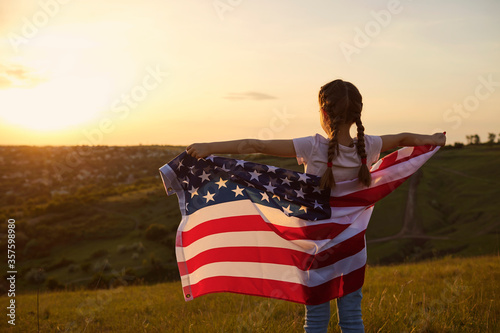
{"left": 3, "top": 255, "right": 498, "bottom": 332}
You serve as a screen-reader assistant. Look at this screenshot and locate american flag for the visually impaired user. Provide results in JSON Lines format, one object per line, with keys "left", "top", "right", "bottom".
{"left": 159, "top": 144, "right": 440, "bottom": 305}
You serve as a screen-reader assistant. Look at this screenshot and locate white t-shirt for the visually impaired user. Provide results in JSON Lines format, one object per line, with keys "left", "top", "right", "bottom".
{"left": 293, "top": 133, "right": 383, "bottom": 181}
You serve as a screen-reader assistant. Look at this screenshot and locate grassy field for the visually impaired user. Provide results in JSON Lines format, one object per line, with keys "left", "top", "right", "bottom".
{"left": 366, "top": 144, "right": 500, "bottom": 264}
{"left": 2, "top": 255, "right": 498, "bottom": 332}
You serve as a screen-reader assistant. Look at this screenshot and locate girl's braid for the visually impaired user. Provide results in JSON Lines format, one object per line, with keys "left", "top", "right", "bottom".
{"left": 320, "top": 114, "right": 340, "bottom": 189}
{"left": 355, "top": 116, "right": 371, "bottom": 187}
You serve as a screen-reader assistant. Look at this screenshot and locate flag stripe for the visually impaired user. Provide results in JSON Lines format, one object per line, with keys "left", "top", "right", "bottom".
{"left": 371, "top": 145, "right": 435, "bottom": 172}
{"left": 181, "top": 247, "right": 366, "bottom": 287}
{"left": 179, "top": 230, "right": 366, "bottom": 274}
{"left": 330, "top": 147, "right": 437, "bottom": 199}
{"left": 330, "top": 176, "right": 410, "bottom": 207}
{"left": 178, "top": 208, "right": 372, "bottom": 262}
{"left": 186, "top": 265, "right": 366, "bottom": 305}
{"left": 180, "top": 214, "right": 351, "bottom": 246}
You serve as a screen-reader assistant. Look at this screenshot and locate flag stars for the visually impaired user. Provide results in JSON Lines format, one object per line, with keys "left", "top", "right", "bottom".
{"left": 313, "top": 200, "right": 322, "bottom": 209}
{"left": 283, "top": 205, "right": 293, "bottom": 216}
{"left": 235, "top": 160, "right": 246, "bottom": 168}
{"left": 198, "top": 171, "right": 211, "bottom": 182}
{"left": 295, "top": 188, "right": 306, "bottom": 198}
{"left": 188, "top": 186, "right": 199, "bottom": 198}
{"left": 203, "top": 191, "right": 215, "bottom": 203}
{"left": 215, "top": 178, "right": 228, "bottom": 189}
{"left": 298, "top": 173, "right": 310, "bottom": 183}
{"left": 232, "top": 186, "right": 244, "bottom": 197}
{"left": 269, "top": 177, "right": 280, "bottom": 186}
{"left": 263, "top": 181, "right": 276, "bottom": 193}
{"left": 299, "top": 205, "right": 308, "bottom": 213}
{"left": 266, "top": 165, "right": 279, "bottom": 173}
{"left": 260, "top": 192, "right": 270, "bottom": 202}
{"left": 281, "top": 177, "right": 292, "bottom": 186}
{"left": 313, "top": 185, "right": 322, "bottom": 194}
{"left": 249, "top": 170, "right": 262, "bottom": 181}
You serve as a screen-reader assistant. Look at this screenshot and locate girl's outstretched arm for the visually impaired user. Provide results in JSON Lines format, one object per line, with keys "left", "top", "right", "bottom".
{"left": 380, "top": 132, "right": 446, "bottom": 152}
{"left": 186, "top": 139, "right": 296, "bottom": 159}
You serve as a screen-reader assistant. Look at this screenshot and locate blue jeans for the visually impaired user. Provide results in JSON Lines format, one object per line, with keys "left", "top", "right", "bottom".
{"left": 304, "top": 288, "right": 364, "bottom": 333}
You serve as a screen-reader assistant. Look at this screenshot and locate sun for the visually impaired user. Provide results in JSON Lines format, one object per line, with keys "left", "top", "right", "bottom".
{"left": 0, "top": 76, "right": 111, "bottom": 131}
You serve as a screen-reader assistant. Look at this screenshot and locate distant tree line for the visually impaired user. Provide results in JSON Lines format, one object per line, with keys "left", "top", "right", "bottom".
{"left": 454, "top": 132, "right": 499, "bottom": 148}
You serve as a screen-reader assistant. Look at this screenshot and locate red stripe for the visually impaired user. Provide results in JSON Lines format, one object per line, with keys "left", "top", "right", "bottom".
{"left": 373, "top": 145, "right": 435, "bottom": 172}
{"left": 180, "top": 215, "right": 351, "bottom": 246}
{"left": 179, "top": 230, "right": 366, "bottom": 273}
{"left": 185, "top": 266, "right": 366, "bottom": 305}
{"left": 330, "top": 176, "right": 410, "bottom": 207}
{"left": 177, "top": 258, "right": 188, "bottom": 276}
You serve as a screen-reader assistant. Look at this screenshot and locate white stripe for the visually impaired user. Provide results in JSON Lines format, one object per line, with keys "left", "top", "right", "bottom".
{"left": 396, "top": 146, "right": 414, "bottom": 161}
{"left": 183, "top": 248, "right": 367, "bottom": 287}
{"left": 178, "top": 208, "right": 372, "bottom": 262}
{"left": 370, "top": 146, "right": 415, "bottom": 172}
{"left": 370, "top": 158, "right": 383, "bottom": 172}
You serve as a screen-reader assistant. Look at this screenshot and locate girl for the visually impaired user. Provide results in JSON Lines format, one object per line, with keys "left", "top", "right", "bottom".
{"left": 186, "top": 79, "right": 446, "bottom": 333}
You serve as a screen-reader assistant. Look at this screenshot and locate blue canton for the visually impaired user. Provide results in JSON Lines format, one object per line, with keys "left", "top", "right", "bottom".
{"left": 168, "top": 152, "right": 331, "bottom": 221}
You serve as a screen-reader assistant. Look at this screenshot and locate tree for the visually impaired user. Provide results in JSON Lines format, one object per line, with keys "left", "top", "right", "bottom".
{"left": 472, "top": 134, "right": 481, "bottom": 145}
{"left": 465, "top": 135, "right": 472, "bottom": 145}
{"left": 488, "top": 133, "right": 496, "bottom": 144}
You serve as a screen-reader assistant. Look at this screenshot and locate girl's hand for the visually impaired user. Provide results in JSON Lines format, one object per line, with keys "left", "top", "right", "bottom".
{"left": 186, "top": 143, "right": 212, "bottom": 159}
{"left": 431, "top": 132, "right": 446, "bottom": 146}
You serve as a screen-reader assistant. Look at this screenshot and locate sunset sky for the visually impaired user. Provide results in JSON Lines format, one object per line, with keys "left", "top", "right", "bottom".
{"left": 0, "top": 0, "right": 499, "bottom": 147}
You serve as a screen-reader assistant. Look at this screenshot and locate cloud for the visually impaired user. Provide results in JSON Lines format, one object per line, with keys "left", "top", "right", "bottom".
{"left": 223, "top": 91, "right": 277, "bottom": 101}
{"left": 0, "top": 63, "right": 46, "bottom": 89}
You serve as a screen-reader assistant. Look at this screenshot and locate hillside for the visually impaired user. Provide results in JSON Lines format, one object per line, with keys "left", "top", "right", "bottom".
{"left": 0, "top": 144, "right": 499, "bottom": 293}
{"left": 367, "top": 144, "right": 500, "bottom": 264}
{"left": 2, "top": 255, "right": 498, "bottom": 332}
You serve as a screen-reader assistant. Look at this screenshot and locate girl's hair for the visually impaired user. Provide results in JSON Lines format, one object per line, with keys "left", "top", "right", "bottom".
{"left": 319, "top": 79, "right": 371, "bottom": 189}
